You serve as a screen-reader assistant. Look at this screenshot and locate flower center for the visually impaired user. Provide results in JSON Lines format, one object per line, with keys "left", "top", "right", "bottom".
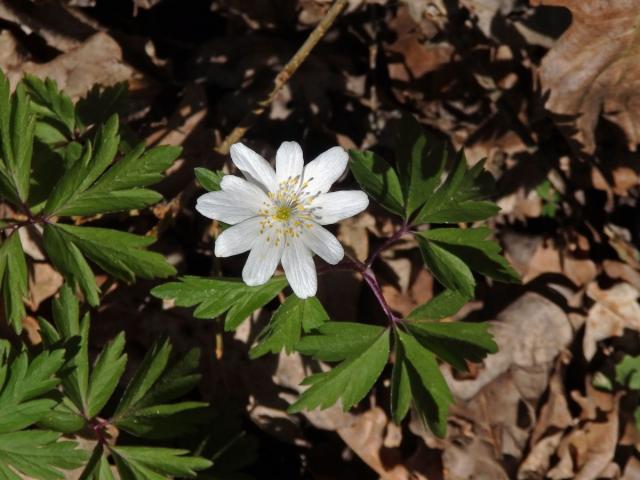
{"left": 274, "top": 205, "right": 292, "bottom": 221}
{"left": 257, "top": 176, "right": 322, "bottom": 246}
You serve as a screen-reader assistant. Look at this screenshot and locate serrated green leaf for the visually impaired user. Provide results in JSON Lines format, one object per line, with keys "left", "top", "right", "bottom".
{"left": 57, "top": 189, "right": 163, "bottom": 216}
{"left": 36, "top": 398, "right": 86, "bottom": 434}
{"left": 0, "top": 430, "right": 87, "bottom": 480}
{"left": 52, "top": 223, "right": 176, "bottom": 283}
{"left": 87, "top": 332, "right": 127, "bottom": 418}
{"left": 10, "top": 84, "right": 35, "bottom": 201}
{"left": 43, "top": 115, "right": 120, "bottom": 215}
{"left": 250, "top": 295, "right": 328, "bottom": 358}
{"left": 397, "top": 329, "right": 452, "bottom": 438}
{"left": 24, "top": 75, "right": 75, "bottom": 138}
{"left": 407, "top": 321, "right": 497, "bottom": 372}
{"left": 407, "top": 289, "right": 467, "bottom": 321}
{"left": 111, "top": 446, "right": 212, "bottom": 479}
{"left": 195, "top": 167, "right": 224, "bottom": 192}
{"left": 0, "top": 72, "right": 37, "bottom": 204}
{"left": 413, "top": 151, "right": 499, "bottom": 224}
{"left": 116, "top": 401, "right": 208, "bottom": 440}
{"left": 42, "top": 223, "right": 100, "bottom": 306}
{"left": 394, "top": 114, "right": 447, "bottom": 216}
{"left": 0, "top": 232, "right": 28, "bottom": 332}
{"left": 348, "top": 150, "right": 404, "bottom": 216}
{"left": 91, "top": 144, "right": 180, "bottom": 192}
{"left": 419, "top": 227, "right": 520, "bottom": 284}
{"left": 152, "top": 276, "right": 287, "bottom": 331}
{"left": 288, "top": 329, "right": 390, "bottom": 413}
{"left": 296, "top": 322, "right": 385, "bottom": 362}
{"left": 390, "top": 336, "right": 411, "bottom": 424}
{"left": 0, "top": 349, "right": 65, "bottom": 433}
{"left": 115, "top": 338, "right": 172, "bottom": 420}
{"left": 112, "top": 340, "right": 205, "bottom": 439}
{"left": 417, "top": 234, "right": 475, "bottom": 300}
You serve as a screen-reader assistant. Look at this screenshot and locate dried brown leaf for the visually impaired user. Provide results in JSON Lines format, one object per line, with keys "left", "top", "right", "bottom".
{"left": 536, "top": 0, "right": 640, "bottom": 153}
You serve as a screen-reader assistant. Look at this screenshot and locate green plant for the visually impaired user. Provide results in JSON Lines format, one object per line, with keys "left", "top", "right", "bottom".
{"left": 154, "top": 113, "right": 520, "bottom": 437}
{"left": 0, "top": 71, "right": 247, "bottom": 479}
{"left": 0, "top": 71, "right": 178, "bottom": 332}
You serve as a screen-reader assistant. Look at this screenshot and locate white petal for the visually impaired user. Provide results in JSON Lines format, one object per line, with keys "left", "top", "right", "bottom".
{"left": 301, "top": 222, "right": 344, "bottom": 265}
{"left": 302, "top": 146, "right": 348, "bottom": 194}
{"left": 282, "top": 237, "right": 317, "bottom": 298}
{"left": 310, "top": 191, "right": 369, "bottom": 225}
{"left": 220, "top": 175, "right": 270, "bottom": 205}
{"left": 242, "top": 238, "right": 283, "bottom": 286}
{"left": 214, "top": 217, "right": 261, "bottom": 257}
{"left": 230, "top": 142, "right": 278, "bottom": 192}
{"left": 196, "top": 175, "right": 269, "bottom": 224}
{"left": 276, "top": 141, "right": 304, "bottom": 183}
{"left": 196, "top": 190, "right": 259, "bottom": 224}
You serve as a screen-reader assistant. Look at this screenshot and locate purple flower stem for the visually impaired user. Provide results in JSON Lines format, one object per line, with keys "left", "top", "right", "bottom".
{"left": 365, "top": 222, "right": 412, "bottom": 269}
{"left": 363, "top": 267, "right": 401, "bottom": 324}
{"left": 319, "top": 223, "right": 414, "bottom": 325}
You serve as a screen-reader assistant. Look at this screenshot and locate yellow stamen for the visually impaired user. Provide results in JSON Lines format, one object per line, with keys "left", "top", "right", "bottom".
{"left": 274, "top": 206, "right": 292, "bottom": 221}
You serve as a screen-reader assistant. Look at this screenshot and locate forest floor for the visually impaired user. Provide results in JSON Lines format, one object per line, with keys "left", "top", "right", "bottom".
{"left": 2, "top": 0, "right": 640, "bottom": 478}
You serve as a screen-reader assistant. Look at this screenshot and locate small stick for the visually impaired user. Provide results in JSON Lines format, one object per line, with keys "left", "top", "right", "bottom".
{"left": 215, "top": 0, "right": 349, "bottom": 155}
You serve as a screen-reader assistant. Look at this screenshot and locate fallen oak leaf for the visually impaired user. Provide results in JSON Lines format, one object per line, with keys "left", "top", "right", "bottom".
{"left": 535, "top": 0, "right": 640, "bottom": 154}
{"left": 583, "top": 282, "right": 640, "bottom": 360}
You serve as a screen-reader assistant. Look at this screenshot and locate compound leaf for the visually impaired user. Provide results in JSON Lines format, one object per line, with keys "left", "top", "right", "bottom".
{"left": 152, "top": 276, "right": 287, "bottom": 331}
{"left": 289, "top": 328, "right": 389, "bottom": 413}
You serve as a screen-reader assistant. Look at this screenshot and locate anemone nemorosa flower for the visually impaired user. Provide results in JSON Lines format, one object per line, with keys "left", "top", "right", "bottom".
{"left": 196, "top": 141, "right": 369, "bottom": 298}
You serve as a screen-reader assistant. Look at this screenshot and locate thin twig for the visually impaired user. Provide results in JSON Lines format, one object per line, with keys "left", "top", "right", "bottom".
{"left": 215, "top": 0, "right": 349, "bottom": 155}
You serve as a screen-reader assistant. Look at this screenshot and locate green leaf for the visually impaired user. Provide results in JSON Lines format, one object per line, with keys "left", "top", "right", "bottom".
{"left": 407, "top": 321, "right": 497, "bottom": 372}
{"left": 419, "top": 227, "right": 520, "bottom": 285}
{"left": 0, "top": 430, "right": 87, "bottom": 480}
{"left": 413, "top": 151, "right": 499, "bottom": 224}
{"left": 0, "top": 233, "right": 28, "bottom": 332}
{"left": 390, "top": 337, "right": 411, "bottom": 424}
{"left": 397, "top": 329, "right": 452, "bottom": 438}
{"left": 42, "top": 223, "right": 100, "bottom": 306}
{"left": 36, "top": 399, "right": 86, "bottom": 434}
{"left": 348, "top": 150, "right": 404, "bottom": 216}
{"left": 394, "top": 114, "right": 447, "bottom": 216}
{"left": 51, "top": 223, "right": 176, "bottom": 283}
{"left": 0, "top": 70, "right": 22, "bottom": 204}
{"left": 616, "top": 355, "right": 640, "bottom": 390}
{"left": 111, "top": 446, "right": 212, "bottom": 479}
{"left": 23, "top": 75, "right": 75, "bottom": 139}
{"left": 57, "top": 189, "right": 162, "bottom": 216}
{"left": 407, "top": 289, "right": 467, "bottom": 321}
{"left": 44, "top": 115, "right": 120, "bottom": 215}
{"left": 0, "top": 348, "right": 65, "bottom": 433}
{"left": 195, "top": 167, "right": 224, "bottom": 192}
{"left": 296, "top": 322, "right": 385, "bottom": 362}
{"left": 152, "top": 276, "right": 287, "bottom": 331}
{"left": 55, "top": 143, "right": 180, "bottom": 216}
{"left": 114, "top": 338, "right": 172, "bottom": 419}
{"left": 250, "top": 295, "right": 328, "bottom": 359}
{"left": 87, "top": 332, "right": 127, "bottom": 417}
{"left": 288, "top": 328, "right": 389, "bottom": 413}
{"left": 0, "top": 72, "right": 36, "bottom": 203}
{"left": 98, "top": 144, "right": 180, "bottom": 190}
{"left": 113, "top": 340, "right": 204, "bottom": 439}
{"left": 78, "top": 444, "right": 115, "bottom": 480}
{"left": 417, "top": 234, "right": 475, "bottom": 300}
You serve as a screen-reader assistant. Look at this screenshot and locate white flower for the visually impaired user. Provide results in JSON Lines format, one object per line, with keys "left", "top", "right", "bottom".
{"left": 196, "top": 141, "right": 369, "bottom": 298}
